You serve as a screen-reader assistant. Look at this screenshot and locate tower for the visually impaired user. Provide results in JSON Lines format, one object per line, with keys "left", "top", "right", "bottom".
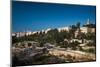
{"left": 87, "top": 18, "right": 90, "bottom": 25}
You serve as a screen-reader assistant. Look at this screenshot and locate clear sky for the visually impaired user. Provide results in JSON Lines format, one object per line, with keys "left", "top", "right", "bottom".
{"left": 12, "top": 1, "right": 96, "bottom": 32}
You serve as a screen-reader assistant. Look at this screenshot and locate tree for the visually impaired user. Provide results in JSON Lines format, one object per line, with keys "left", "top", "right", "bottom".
{"left": 46, "top": 29, "right": 59, "bottom": 43}
{"left": 69, "top": 25, "right": 77, "bottom": 38}
{"left": 69, "top": 41, "right": 80, "bottom": 50}
{"left": 76, "top": 22, "right": 80, "bottom": 29}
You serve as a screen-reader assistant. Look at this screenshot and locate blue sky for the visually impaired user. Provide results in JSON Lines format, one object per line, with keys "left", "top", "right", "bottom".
{"left": 12, "top": 1, "right": 96, "bottom": 32}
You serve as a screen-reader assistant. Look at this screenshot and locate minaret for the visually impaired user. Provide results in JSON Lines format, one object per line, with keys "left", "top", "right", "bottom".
{"left": 87, "top": 18, "right": 91, "bottom": 25}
